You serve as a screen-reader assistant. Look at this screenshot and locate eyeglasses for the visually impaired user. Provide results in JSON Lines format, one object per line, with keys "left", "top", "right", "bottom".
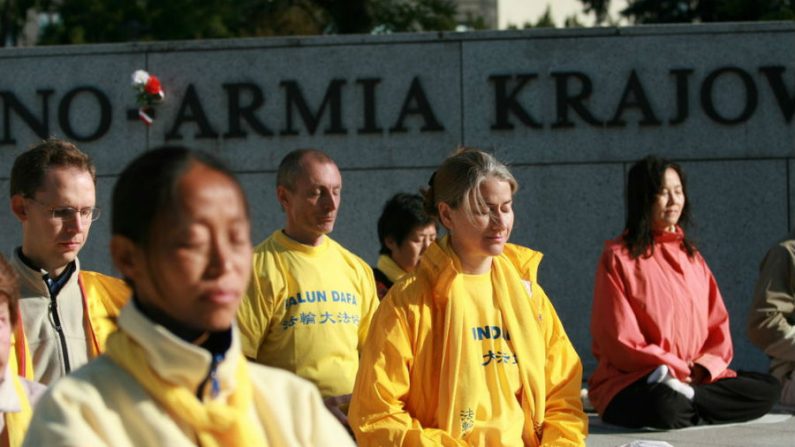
{"left": 26, "top": 198, "right": 101, "bottom": 223}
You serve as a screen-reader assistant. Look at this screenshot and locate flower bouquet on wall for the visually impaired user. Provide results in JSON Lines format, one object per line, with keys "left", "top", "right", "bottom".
{"left": 131, "top": 69, "right": 165, "bottom": 126}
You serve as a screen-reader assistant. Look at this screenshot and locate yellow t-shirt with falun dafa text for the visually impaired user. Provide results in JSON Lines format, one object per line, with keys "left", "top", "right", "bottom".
{"left": 460, "top": 272, "right": 525, "bottom": 446}
{"left": 237, "top": 230, "right": 379, "bottom": 398}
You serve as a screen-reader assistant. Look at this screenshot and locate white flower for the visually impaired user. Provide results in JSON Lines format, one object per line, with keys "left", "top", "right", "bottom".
{"left": 131, "top": 70, "right": 150, "bottom": 87}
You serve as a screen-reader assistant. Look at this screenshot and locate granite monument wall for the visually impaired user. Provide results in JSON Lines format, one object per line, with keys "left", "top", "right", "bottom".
{"left": 1, "top": 22, "right": 793, "bottom": 378}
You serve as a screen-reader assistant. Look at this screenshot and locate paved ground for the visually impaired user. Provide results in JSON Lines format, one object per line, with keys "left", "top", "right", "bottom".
{"left": 585, "top": 410, "right": 795, "bottom": 446}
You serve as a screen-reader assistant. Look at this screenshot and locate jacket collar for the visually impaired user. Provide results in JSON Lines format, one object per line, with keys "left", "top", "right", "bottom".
{"left": 11, "top": 249, "right": 81, "bottom": 298}
{"left": 116, "top": 302, "right": 240, "bottom": 395}
{"left": 418, "top": 236, "right": 544, "bottom": 306}
{"left": 652, "top": 225, "right": 685, "bottom": 243}
{"left": 376, "top": 254, "right": 408, "bottom": 284}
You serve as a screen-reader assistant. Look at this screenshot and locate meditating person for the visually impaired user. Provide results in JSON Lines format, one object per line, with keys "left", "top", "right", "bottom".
{"left": 349, "top": 148, "right": 587, "bottom": 446}
{"left": 0, "top": 254, "right": 45, "bottom": 447}
{"left": 373, "top": 192, "right": 436, "bottom": 299}
{"left": 24, "top": 147, "right": 353, "bottom": 446}
{"left": 588, "top": 155, "right": 780, "bottom": 429}
{"left": 7, "top": 138, "right": 129, "bottom": 384}
{"left": 236, "top": 148, "right": 379, "bottom": 427}
{"left": 747, "top": 230, "right": 795, "bottom": 406}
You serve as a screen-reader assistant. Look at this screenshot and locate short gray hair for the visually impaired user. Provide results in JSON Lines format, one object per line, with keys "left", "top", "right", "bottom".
{"left": 276, "top": 148, "right": 336, "bottom": 191}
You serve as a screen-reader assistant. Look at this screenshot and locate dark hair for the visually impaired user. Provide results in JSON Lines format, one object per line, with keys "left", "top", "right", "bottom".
{"left": 0, "top": 254, "right": 20, "bottom": 329}
{"left": 112, "top": 146, "right": 248, "bottom": 247}
{"left": 10, "top": 138, "right": 96, "bottom": 198}
{"left": 422, "top": 147, "right": 517, "bottom": 227}
{"left": 377, "top": 193, "right": 435, "bottom": 255}
{"left": 623, "top": 155, "right": 695, "bottom": 258}
{"left": 276, "top": 148, "right": 335, "bottom": 191}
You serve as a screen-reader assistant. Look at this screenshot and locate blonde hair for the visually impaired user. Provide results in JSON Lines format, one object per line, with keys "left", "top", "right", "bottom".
{"left": 422, "top": 147, "right": 517, "bottom": 227}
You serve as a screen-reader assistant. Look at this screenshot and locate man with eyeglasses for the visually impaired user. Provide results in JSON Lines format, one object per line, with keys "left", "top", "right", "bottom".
{"left": 7, "top": 138, "right": 129, "bottom": 385}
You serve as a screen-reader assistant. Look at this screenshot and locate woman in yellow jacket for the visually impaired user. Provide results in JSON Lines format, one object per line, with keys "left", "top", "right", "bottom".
{"left": 24, "top": 147, "right": 353, "bottom": 447}
{"left": 349, "top": 148, "right": 587, "bottom": 446}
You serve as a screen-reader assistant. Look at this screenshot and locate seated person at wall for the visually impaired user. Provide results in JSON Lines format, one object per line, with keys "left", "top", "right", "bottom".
{"left": 349, "top": 148, "right": 587, "bottom": 446}
{"left": 0, "top": 254, "right": 45, "bottom": 447}
{"left": 23, "top": 148, "right": 354, "bottom": 446}
{"left": 237, "top": 149, "right": 379, "bottom": 427}
{"left": 747, "top": 231, "right": 795, "bottom": 406}
{"left": 8, "top": 139, "right": 129, "bottom": 384}
{"left": 588, "top": 155, "right": 780, "bottom": 429}
{"left": 373, "top": 193, "right": 436, "bottom": 299}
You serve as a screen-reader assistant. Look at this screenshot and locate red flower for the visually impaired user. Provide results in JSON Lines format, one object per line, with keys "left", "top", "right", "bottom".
{"left": 144, "top": 75, "right": 162, "bottom": 95}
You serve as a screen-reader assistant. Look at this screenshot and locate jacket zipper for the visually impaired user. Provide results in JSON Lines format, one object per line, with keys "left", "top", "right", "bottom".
{"left": 49, "top": 295, "right": 71, "bottom": 374}
{"left": 197, "top": 353, "right": 224, "bottom": 399}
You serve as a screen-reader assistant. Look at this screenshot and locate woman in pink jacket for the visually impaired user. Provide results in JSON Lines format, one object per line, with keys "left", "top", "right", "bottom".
{"left": 588, "top": 155, "right": 779, "bottom": 429}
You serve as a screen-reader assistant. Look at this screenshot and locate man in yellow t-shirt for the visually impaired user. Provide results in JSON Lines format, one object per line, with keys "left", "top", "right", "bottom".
{"left": 237, "top": 149, "right": 378, "bottom": 427}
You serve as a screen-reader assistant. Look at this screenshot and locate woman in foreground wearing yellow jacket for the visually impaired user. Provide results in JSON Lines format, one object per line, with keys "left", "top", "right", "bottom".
{"left": 23, "top": 147, "right": 353, "bottom": 447}
{"left": 349, "top": 148, "right": 587, "bottom": 446}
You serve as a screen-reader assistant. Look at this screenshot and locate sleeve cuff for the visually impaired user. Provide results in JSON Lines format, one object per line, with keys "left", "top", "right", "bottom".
{"left": 694, "top": 353, "right": 727, "bottom": 379}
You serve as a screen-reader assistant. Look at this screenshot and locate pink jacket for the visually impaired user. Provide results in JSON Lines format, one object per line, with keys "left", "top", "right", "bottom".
{"left": 588, "top": 227, "right": 736, "bottom": 415}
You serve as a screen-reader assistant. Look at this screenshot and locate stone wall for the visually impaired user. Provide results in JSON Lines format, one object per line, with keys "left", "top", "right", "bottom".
{"left": 1, "top": 22, "right": 793, "bottom": 378}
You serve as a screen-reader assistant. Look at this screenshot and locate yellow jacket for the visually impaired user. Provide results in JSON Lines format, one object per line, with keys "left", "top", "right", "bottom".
{"left": 349, "top": 239, "right": 587, "bottom": 446}
{"left": 23, "top": 302, "right": 355, "bottom": 447}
